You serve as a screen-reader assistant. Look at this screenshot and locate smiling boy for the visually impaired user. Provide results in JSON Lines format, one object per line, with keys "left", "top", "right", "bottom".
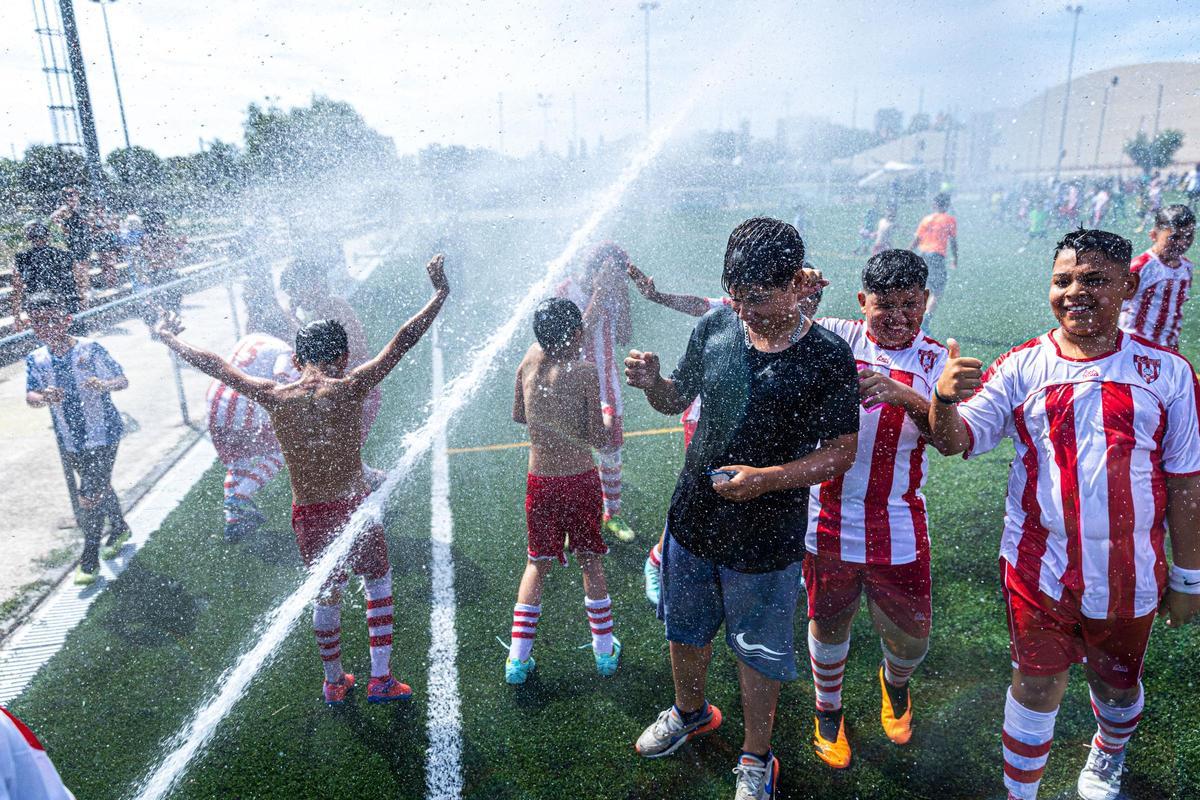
{"left": 1118, "top": 204, "right": 1195, "bottom": 350}
{"left": 928, "top": 229, "right": 1200, "bottom": 800}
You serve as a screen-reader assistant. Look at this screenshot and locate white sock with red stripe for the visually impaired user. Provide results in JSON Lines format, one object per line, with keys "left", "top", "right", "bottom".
{"left": 362, "top": 570, "right": 394, "bottom": 679}
{"left": 585, "top": 595, "right": 614, "bottom": 655}
{"left": 509, "top": 603, "right": 540, "bottom": 661}
{"left": 222, "top": 454, "right": 283, "bottom": 522}
{"left": 648, "top": 541, "right": 662, "bottom": 569}
{"left": 598, "top": 448, "right": 622, "bottom": 518}
{"left": 313, "top": 603, "right": 344, "bottom": 683}
{"left": 808, "top": 631, "right": 849, "bottom": 711}
{"left": 881, "top": 641, "right": 926, "bottom": 687}
{"left": 1090, "top": 682, "right": 1143, "bottom": 754}
{"left": 1002, "top": 688, "right": 1058, "bottom": 800}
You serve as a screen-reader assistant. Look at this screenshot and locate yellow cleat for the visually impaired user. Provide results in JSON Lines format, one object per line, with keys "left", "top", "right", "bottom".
{"left": 812, "top": 715, "right": 851, "bottom": 769}
{"left": 879, "top": 665, "right": 913, "bottom": 745}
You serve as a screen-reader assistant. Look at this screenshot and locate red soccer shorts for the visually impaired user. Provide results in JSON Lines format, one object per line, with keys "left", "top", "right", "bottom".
{"left": 1001, "top": 560, "right": 1155, "bottom": 691}
{"left": 804, "top": 551, "right": 932, "bottom": 638}
{"left": 526, "top": 470, "right": 606, "bottom": 565}
{"left": 291, "top": 493, "right": 390, "bottom": 586}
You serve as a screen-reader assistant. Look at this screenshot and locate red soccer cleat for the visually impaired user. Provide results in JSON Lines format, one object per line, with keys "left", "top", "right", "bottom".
{"left": 367, "top": 675, "right": 413, "bottom": 704}
{"left": 323, "top": 673, "right": 355, "bottom": 706}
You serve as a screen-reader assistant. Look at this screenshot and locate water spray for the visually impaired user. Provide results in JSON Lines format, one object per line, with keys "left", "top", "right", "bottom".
{"left": 130, "top": 82, "right": 705, "bottom": 800}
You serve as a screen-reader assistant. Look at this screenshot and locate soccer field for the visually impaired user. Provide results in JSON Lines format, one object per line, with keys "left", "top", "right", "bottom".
{"left": 10, "top": 196, "right": 1200, "bottom": 800}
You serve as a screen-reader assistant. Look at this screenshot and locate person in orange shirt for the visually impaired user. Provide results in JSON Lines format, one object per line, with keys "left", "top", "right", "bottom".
{"left": 909, "top": 193, "right": 958, "bottom": 327}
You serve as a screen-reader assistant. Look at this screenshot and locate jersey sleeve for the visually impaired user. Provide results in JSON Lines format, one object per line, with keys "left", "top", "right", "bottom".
{"left": 810, "top": 338, "right": 861, "bottom": 441}
{"left": 704, "top": 297, "right": 731, "bottom": 311}
{"left": 1161, "top": 366, "right": 1200, "bottom": 476}
{"left": 957, "top": 354, "right": 1017, "bottom": 457}
{"left": 24, "top": 354, "right": 45, "bottom": 393}
{"left": 669, "top": 317, "right": 708, "bottom": 404}
{"left": 89, "top": 344, "right": 125, "bottom": 382}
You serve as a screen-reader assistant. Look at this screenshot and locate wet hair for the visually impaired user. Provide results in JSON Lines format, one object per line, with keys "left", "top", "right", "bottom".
{"left": 1154, "top": 204, "right": 1196, "bottom": 230}
{"left": 862, "top": 249, "right": 928, "bottom": 294}
{"left": 24, "top": 292, "right": 68, "bottom": 315}
{"left": 721, "top": 217, "right": 805, "bottom": 293}
{"left": 533, "top": 298, "right": 583, "bottom": 357}
{"left": 23, "top": 220, "right": 49, "bottom": 240}
{"left": 294, "top": 319, "right": 349, "bottom": 365}
{"left": 933, "top": 192, "right": 951, "bottom": 211}
{"left": 586, "top": 242, "right": 630, "bottom": 272}
{"left": 1053, "top": 228, "right": 1133, "bottom": 268}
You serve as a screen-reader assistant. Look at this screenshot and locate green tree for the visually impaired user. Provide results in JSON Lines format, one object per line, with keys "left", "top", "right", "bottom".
{"left": 17, "top": 145, "right": 87, "bottom": 210}
{"left": 1124, "top": 129, "right": 1185, "bottom": 175}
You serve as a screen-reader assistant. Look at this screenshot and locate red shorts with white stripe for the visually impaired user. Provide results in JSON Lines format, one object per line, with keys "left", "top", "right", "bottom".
{"left": 804, "top": 550, "right": 932, "bottom": 638}
{"left": 291, "top": 494, "right": 390, "bottom": 584}
{"left": 526, "top": 470, "right": 606, "bottom": 565}
{"left": 1001, "top": 559, "right": 1154, "bottom": 690}
{"left": 210, "top": 423, "right": 281, "bottom": 464}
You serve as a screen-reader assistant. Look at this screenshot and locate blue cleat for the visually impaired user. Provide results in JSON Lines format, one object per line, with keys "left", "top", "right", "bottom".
{"left": 595, "top": 637, "right": 622, "bottom": 677}
{"left": 505, "top": 656, "right": 536, "bottom": 685}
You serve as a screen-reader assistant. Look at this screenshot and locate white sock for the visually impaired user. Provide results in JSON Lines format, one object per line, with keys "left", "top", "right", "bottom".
{"left": 585, "top": 595, "right": 614, "bottom": 655}
{"left": 509, "top": 603, "right": 540, "bottom": 661}
{"left": 881, "top": 640, "right": 927, "bottom": 687}
{"left": 807, "top": 631, "right": 850, "bottom": 712}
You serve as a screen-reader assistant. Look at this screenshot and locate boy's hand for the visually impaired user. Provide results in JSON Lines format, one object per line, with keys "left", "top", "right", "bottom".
{"left": 39, "top": 386, "right": 65, "bottom": 404}
{"left": 711, "top": 464, "right": 770, "bottom": 502}
{"left": 858, "top": 368, "right": 916, "bottom": 409}
{"left": 624, "top": 349, "right": 661, "bottom": 389}
{"left": 935, "top": 338, "right": 984, "bottom": 401}
{"left": 627, "top": 264, "right": 656, "bottom": 298}
{"left": 426, "top": 254, "right": 449, "bottom": 293}
{"left": 153, "top": 311, "right": 183, "bottom": 342}
{"left": 82, "top": 376, "right": 111, "bottom": 393}
{"left": 798, "top": 267, "right": 829, "bottom": 299}
{"left": 1159, "top": 589, "right": 1200, "bottom": 628}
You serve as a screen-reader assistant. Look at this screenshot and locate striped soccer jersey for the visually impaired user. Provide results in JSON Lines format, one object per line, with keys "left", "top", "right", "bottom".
{"left": 806, "top": 319, "right": 948, "bottom": 565}
{"left": 556, "top": 277, "right": 624, "bottom": 415}
{"left": 1, "top": 707, "right": 74, "bottom": 799}
{"left": 959, "top": 330, "right": 1200, "bottom": 619}
{"left": 1118, "top": 250, "right": 1193, "bottom": 350}
{"left": 206, "top": 334, "right": 297, "bottom": 432}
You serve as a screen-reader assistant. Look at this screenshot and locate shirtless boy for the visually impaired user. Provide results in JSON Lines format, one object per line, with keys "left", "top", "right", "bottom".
{"left": 504, "top": 298, "right": 621, "bottom": 684}
{"left": 155, "top": 255, "right": 449, "bottom": 705}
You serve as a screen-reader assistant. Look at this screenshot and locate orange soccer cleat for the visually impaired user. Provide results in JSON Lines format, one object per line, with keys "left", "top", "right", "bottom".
{"left": 879, "top": 665, "right": 913, "bottom": 745}
{"left": 812, "top": 712, "right": 851, "bottom": 769}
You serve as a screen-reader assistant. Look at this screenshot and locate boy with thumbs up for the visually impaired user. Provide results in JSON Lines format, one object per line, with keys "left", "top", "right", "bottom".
{"left": 928, "top": 228, "right": 1200, "bottom": 800}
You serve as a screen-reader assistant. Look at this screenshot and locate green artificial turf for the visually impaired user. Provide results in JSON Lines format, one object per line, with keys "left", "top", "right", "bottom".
{"left": 10, "top": 194, "right": 1200, "bottom": 799}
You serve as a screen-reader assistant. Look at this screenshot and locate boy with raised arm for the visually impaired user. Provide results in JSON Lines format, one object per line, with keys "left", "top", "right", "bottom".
{"left": 627, "top": 219, "right": 859, "bottom": 800}
{"left": 504, "top": 298, "right": 621, "bottom": 685}
{"left": 928, "top": 229, "right": 1200, "bottom": 800}
{"left": 156, "top": 255, "right": 450, "bottom": 706}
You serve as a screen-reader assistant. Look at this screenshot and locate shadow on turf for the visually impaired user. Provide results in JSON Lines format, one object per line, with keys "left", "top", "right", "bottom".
{"left": 101, "top": 561, "right": 200, "bottom": 646}
{"left": 318, "top": 696, "right": 424, "bottom": 781}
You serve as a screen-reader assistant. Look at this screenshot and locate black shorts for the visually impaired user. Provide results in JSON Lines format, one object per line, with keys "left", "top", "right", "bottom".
{"left": 64, "top": 444, "right": 119, "bottom": 498}
{"left": 921, "top": 251, "right": 947, "bottom": 294}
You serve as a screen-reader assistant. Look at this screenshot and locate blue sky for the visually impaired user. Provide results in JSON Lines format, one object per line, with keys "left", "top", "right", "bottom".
{"left": 0, "top": 0, "right": 1196, "bottom": 159}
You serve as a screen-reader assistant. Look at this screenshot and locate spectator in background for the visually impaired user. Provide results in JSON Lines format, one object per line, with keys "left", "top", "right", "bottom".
{"left": 49, "top": 187, "right": 95, "bottom": 297}
{"left": 23, "top": 293, "right": 131, "bottom": 585}
{"left": 1, "top": 707, "right": 74, "bottom": 799}
{"left": 908, "top": 192, "right": 958, "bottom": 327}
{"left": 140, "top": 211, "right": 187, "bottom": 317}
{"left": 1185, "top": 163, "right": 1200, "bottom": 207}
{"left": 120, "top": 213, "right": 147, "bottom": 293}
{"left": 9, "top": 221, "right": 88, "bottom": 330}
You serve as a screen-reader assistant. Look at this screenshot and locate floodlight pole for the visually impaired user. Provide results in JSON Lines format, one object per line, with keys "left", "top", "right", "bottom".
{"left": 1092, "top": 76, "right": 1117, "bottom": 169}
{"left": 1053, "top": 4, "right": 1083, "bottom": 181}
{"left": 89, "top": 0, "right": 131, "bottom": 149}
{"left": 57, "top": 0, "right": 104, "bottom": 188}
{"left": 639, "top": 1, "right": 659, "bottom": 133}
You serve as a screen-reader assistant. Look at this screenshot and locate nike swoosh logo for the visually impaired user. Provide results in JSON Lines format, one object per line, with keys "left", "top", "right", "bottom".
{"left": 733, "top": 632, "right": 786, "bottom": 661}
{"left": 1185, "top": 579, "right": 1200, "bottom": 586}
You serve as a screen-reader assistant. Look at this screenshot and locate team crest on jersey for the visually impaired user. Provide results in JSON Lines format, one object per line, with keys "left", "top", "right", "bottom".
{"left": 918, "top": 349, "right": 937, "bottom": 373}
{"left": 1134, "top": 354, "right": 1161, "bottom": 384}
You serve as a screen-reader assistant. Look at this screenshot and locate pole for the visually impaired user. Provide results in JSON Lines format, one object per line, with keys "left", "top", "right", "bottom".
{"left": 639, "top": 2, "right": 658, "bottom": 133}
{"left": 497, "top": 93, "right": 505, "bottom": 155}
{"left": 94, "top": 0, "right": 130, "bottom": 149}
{"left": 57, "top": 0, "right": 103, "bottom": 188}
{"left": 169, "top": 351, "right": 189, "bottom": 425}
{"left": 1152, "top": 83, "right": 1164, "bottom": 137}
{"left": 1053, "top": 5, "right": 1083, "bottom": 181}
{"left": 1093, "top": 77, "right": 1116, "bottom": 168}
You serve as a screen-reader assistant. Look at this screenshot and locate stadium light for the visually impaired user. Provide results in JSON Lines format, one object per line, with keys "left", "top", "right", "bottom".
{"left": 639, "top": 2, "right": 659, "bottom": 133}
{"left": 1092, "top": 75, "right": 1118, "bottom": 169}
{"left": 88, "top": 0, "right": 132, "bottom": 150}
{"left": 1053, "top": 4, "right": 1083, "bottom": 181}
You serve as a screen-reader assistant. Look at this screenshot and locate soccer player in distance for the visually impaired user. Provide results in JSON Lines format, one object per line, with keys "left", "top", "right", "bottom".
{"left": 627, "top": 219, "right": 859, "bottom": 800}
{"left": 908, "top": 192, "right": 958, "bottom": 327}
{"left": 1117, "top": 203, "right": 1194, "bottom": 350}
{"left": 504, "top": 298, "right": 621, "bottom": 685}
{"left": 803, "top": 249, "right": 950, "bottom": 769}
{"left": 155, "top": 255, "right": 449, "bottom": 706}
{"left": 927, "top": 229, "right": 1200, "bottom": 800}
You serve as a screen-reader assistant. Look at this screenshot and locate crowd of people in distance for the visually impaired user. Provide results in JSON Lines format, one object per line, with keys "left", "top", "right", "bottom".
{"left": 8, "top": 189, "right": 1199, "bottom": 800}
{"left": 7, "top": 186, "right": 186, "bottom": 330}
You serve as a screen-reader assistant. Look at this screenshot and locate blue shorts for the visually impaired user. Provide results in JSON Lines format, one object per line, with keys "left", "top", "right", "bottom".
{"left": 658, "top": 530, "right": 802, "bottom": 682}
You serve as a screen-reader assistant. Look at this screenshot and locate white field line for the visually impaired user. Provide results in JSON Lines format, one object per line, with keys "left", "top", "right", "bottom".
{"left": 425, "top": 322, "right": 463, "bottom": 800}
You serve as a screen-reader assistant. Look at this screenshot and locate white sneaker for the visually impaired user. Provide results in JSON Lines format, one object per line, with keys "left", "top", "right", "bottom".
{"left": 1076, "top": 741, "right": 1126, "bottom": 800}
{"left": 634, "top": 703, "right": 722, "bottom": 758}
{"left": 733, "top": 752, "right": 779, "bottom": 800}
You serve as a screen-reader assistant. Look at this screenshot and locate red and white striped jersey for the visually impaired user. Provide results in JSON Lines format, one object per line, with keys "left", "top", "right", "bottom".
{"left": 1, "top": 707, "right": 74, "bottom": 799}
{"left": 681, "top": 298, "right": 733, "bottom": 426}
{"left": 959, "top": 330, "right": 1200, "bottom": 618}
{"left": 206, "top": 334, "right": 297, "bottom": 432}
{"left": 806, "top": 319, "right": 948, "bottom": 565}
{"left": 1118, "top": 250, "right": 1193, "bottom": 349}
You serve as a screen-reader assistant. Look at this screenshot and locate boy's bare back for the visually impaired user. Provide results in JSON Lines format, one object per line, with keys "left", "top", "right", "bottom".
{"left": 515, "top": 344, "right": 607, "bottom": 476}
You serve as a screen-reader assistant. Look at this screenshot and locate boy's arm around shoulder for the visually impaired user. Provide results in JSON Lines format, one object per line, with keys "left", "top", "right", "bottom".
{"left": 512, "top": 359, "right": 527, "bottom": 425}
{"left": 154, "top": 315, "right": 278, "bottom": 405}
{"left": 347, "top": 254, "right": 449, "bottom": 394}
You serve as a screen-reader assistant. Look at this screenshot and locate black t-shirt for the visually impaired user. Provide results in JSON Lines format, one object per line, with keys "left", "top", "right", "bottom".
{"left": 15, "top": 246, "right": 80, "bottom": 309}
{"left": 667, "top": 306, "right": 859, "bottom": 573}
